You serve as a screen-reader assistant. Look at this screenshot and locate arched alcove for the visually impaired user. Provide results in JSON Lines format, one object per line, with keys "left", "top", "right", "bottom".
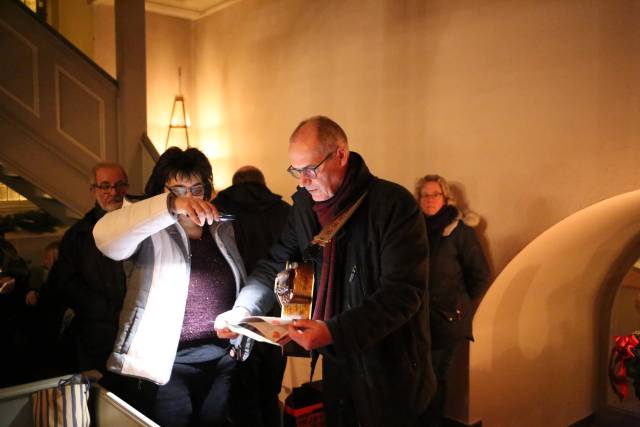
{"left": 469, "top": 190, "right": 640, "bottom": 426}
{"left": 607, "top": 262, "right": 640, "bottom": 416}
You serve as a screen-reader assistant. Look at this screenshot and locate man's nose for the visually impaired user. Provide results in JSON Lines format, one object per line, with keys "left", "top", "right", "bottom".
{"left": 299, "top": 175, "right": 311, "bottom": 187}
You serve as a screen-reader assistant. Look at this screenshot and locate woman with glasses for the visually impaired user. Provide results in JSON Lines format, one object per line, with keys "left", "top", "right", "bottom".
{"left": 415, "top": 174, "right": 490, "bottom": 427}
{"left": 93, "top": 147, "right": 273, "bottom": 426}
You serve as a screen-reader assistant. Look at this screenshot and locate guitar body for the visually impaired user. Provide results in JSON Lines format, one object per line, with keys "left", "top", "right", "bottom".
{"left": 274, "top": 261, "right": 315, "bottom": 319}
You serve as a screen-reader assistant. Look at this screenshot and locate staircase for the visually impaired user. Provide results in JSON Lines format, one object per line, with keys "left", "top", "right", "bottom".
{"left": 0, "top": 0, "right": 119, "bottom": 219}
{"left": 0, "top": 164, "right": 77, "bottom": 224}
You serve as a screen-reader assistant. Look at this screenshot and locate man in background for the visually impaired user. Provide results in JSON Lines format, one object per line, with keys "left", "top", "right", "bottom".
{"left": 215, "top": 165, "right": 290, "bottom": 427}
{"left": 0, "top": 230, "right": 29, "bottom": 386}
{"left": 46, "top": 162, "right": 128, "bottom": 374}
{"left": 215, "top": 165, "right": 291, "bottom": 272}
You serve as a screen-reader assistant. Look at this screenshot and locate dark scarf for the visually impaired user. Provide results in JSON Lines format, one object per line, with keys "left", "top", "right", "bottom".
{"left": 425, "top": 204, "right": 458, "bottom": 257}
{"left": 310, "top": 154, "right": 364, "bottom": 321}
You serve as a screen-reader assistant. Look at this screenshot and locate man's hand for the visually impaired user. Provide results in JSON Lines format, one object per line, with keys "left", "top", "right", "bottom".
{"left": 287, "top": 319, "right": 333, "bottom": 350}
{"left": 172, "top": 197, "right": 219, "bottom": 226}
{"left": 214, "top": 307, "right": 251, "bottom": 339}
{"left": 25, "top": 290, "right": 39, "bottom": 306}
{"left": 0, "top": 276, "right": 16, "bottom": 295}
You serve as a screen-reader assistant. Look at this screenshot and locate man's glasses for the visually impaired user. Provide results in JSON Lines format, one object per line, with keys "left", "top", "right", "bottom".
{"left": 93, "top": 181, "right": 128, "bottom": 193}
{"left": 165, "top": 184, "right": 205, "bottom": 197}
{"left": 287, "top": 152, "right": 333, "bottom": 179}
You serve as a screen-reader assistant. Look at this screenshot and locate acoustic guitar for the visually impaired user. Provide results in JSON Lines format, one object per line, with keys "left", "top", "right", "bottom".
{"left": 274, "top": 261, "right": 315, "bottom": 319}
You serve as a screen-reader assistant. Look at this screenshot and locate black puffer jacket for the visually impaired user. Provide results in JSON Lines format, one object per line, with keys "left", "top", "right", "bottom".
{"left": 426, "top": 206, "right": 490, "bottom": 349}
{"left": 47, "top": 204, "right": 126, "bottom": 371}
{"left": 214, "top": 182, "right": 291, "bottom": 274}
{"left": 236, "top": 152, "right": 435, "bottom": 427}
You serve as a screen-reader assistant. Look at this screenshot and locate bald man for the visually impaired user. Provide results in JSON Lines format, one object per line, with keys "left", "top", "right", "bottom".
{"left": 216, "top": 116, "right": 435, "bottom": 427}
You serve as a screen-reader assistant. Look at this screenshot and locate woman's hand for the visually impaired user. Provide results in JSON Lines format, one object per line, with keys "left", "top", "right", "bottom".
{"left": 172, "top": 197, "right": 219, "bottom": 226}
{"left": 214, "top": 307, "right": 251, "bottom": 339}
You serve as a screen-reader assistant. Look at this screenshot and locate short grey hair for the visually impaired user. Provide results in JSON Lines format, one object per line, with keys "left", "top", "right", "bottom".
{"left": 289, "top": 115, "right": 348, "bottom": 155}
{"left": 91, "top": 162, "right": 128, "bottom": 185}
{"left": 414, "top": 174, "right": 455, "bottom": 205}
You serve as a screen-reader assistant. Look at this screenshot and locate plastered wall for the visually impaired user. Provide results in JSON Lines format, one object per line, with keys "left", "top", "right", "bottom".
{"left": 191, "top": 0, "right": 640, "bottom": 272}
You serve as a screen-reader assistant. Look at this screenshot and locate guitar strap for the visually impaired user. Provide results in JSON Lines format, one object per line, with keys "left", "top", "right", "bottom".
{"left": 310, "top": 191, "right": 368, "bottom": 248}
{"left": 307, "top": 191, "right": 368, "bottom": 378}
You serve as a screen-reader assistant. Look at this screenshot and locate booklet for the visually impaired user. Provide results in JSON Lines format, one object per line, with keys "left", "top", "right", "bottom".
{"left": 226, "top": 316, "right": 293, "bottom": 346}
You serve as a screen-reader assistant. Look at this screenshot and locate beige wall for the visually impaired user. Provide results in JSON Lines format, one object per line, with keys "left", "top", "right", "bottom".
{"left": 92, "top": 6, "right": 193, "bottom": 181}
{"left": 52, "top": 0, "right": 95, "bottom": 58}
{"left": 145, "top": 12, "right": 193, "bottom": 155}
{"left": 93, "top": 4, "right": 116, "bottom": 78}
{"left": 192, "top": 0, "right": 640, "bottom": 271}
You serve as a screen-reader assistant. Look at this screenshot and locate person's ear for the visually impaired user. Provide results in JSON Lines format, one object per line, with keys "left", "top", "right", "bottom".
{"left": 336, "top": 146, "right": 349, "bottom": 167}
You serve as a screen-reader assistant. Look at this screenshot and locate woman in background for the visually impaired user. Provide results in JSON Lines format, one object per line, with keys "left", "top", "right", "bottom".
{"left": 415, "top": 174, "right": 490, "bottom": 427}
{"left": 94, "top": 147, "right": 273, "bottom": 426}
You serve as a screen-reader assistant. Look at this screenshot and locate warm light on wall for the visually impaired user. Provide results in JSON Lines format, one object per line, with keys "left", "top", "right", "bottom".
{"left": 165, "top": 68, "right": 191, "bottom": 150}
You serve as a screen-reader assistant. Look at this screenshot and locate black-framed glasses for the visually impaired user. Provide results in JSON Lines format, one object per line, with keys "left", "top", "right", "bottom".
{"left": 420, "top": 192, "right": 443, "bottom": 200}
{"left": 286, "top": 152, "right": 333, "bottom": 179}
{"left": 93, "top": 181, "right": 128, "bottom": 193}
{"left": 165, "top": 184, "right": 205, "bottom": 197}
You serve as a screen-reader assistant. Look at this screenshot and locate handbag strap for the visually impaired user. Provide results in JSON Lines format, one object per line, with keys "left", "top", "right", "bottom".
{"left": 58, "top": 374, "right": 91, "bottom": 394}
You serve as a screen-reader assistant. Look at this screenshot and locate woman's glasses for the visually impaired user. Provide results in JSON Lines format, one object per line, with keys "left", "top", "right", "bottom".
{"left": 420, "top": 192, "right": 443, "bottom": 200}
{"left": 165, "top": 184, "right": 205, "bottom": 197}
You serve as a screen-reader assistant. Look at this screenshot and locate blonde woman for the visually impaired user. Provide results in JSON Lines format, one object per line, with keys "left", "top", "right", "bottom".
{"left": 415, "top": 174, "right": 490, "bottom": 427}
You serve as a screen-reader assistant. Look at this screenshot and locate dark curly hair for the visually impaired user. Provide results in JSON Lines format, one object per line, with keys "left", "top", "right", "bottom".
{"left": 144, "top": 147, "right": 214, "bottom": 200}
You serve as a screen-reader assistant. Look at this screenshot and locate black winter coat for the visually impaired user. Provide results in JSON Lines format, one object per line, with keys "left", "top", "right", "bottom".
{"left": 47, "top": 205, "right": 126, "bottom": 371}
{"left": 245, "top": 153, "right": 435, "bottom": 427}
{"left": 214, "top": 182, "right": 291, "bottom": 274}
{"left": 426, "top": 210, "right": 490, "bottom": 349}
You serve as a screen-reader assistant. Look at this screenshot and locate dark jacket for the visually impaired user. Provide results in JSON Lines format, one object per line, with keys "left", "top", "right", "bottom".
{"left": 47, "top": 204, "right": 126, "bottom": 371}
{"left": 0, "top": 238, "right": 29, "bottom": 319}
{"left": 214, "top": 182, "right": 291, "bottom": 274}
{"left": 236, "top": 152, "right": 435, "bottom": 427}
{"left": 426, "top": 208, "right": 490, "bottom": 348}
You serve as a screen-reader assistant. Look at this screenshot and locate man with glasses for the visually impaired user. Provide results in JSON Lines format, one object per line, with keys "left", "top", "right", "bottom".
{"left": 45, "top": 162, "right": 128, "bottom": 375}
{"left": 216, "top": 116, "right": 435, "bottom": 427}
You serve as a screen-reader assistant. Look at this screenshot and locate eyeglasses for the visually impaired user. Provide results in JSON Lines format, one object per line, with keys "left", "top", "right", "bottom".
{"left": 165, "top": 184, "right": 205, "bottom": 197}
{"left": 287, "top": 152, "right": 333, "bottom": 179}
{"left": 93, "top": 181, "right": 128, "bottom": 193}
{"left": 421, "top": 192, "right": 443, "bottom": 200}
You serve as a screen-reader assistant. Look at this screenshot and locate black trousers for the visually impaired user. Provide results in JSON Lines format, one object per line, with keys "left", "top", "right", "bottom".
{"left": 103, "top": 354, "right": 237, "bottom": 427}
{"left": 230, "top": 342, "right": 286, "bottom": 427}
{"left": 322, "top": 356, "right": 430, "bottom": 427}
{"left": 424, "top": 341, "right": 461, "bottom": 427}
